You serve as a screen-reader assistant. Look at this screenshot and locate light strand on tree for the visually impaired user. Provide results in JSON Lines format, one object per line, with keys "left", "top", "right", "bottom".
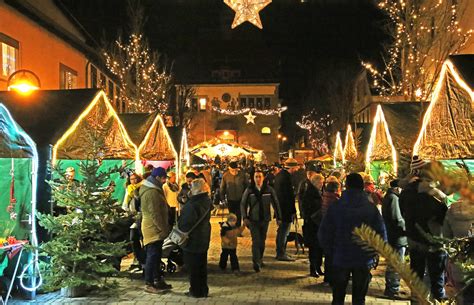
{"left": 362, "top": 0, "right": 472, "bottom": 101}
{"left": 104, "top": 34, "right": 171, "bottom": 113}
{"left": 211, "top": 106, "right": 287, "bottom": 115}
{"left": 297, "top": 110, "right": 334, "bottom": 155}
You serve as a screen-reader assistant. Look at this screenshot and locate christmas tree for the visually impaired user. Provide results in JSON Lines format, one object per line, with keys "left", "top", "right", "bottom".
{"left": 103, "top": 2, "right": 171, "bottom": 113}
{"left": 37, "top": 156, "right": 127, "bottom": 292}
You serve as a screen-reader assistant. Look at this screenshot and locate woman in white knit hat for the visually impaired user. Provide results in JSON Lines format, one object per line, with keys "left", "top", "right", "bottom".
{"left": 178, "top": 178, "right": 212, "bottom": 298}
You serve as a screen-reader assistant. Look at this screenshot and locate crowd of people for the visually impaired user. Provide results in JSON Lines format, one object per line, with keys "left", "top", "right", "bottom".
{"left": 118, "top": 155, "right": 473, "bottom": 304}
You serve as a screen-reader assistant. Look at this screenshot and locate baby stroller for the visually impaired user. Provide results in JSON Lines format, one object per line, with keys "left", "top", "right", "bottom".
{"left": 160, "top": 237, "right": 184, "bottom": 273}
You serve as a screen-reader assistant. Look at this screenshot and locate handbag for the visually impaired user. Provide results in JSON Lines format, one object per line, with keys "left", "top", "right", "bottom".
{"left": 169, "top": 206, "right": 211, "bottom": 247}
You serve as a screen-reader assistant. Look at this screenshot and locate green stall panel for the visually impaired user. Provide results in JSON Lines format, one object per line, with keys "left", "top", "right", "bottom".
{"left": 440, "top": 159, "right": 474, "bottom": 174}
{"left": 55, "top": 159, "right": 135, "bottom": 204}
{"left": 369, "top": 160, "right": 394, "bottom": 182}
{"left": 0, "top": 158, "right": 32, "bottom": 240}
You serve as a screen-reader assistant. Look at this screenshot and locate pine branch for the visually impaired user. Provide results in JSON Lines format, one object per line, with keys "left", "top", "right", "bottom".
{"left": 353, "top": 224, "right": 432, "bottom": 304}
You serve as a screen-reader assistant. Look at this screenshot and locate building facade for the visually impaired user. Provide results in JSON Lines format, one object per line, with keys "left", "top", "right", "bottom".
{"left": 0, "top": 0, "right": 124, "bottom": 111}
{"left": 181, "top": 82, "right": 282, "bottom": 163}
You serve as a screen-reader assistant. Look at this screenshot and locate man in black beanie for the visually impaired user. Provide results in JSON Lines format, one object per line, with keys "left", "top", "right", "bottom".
{"left": 318, "top": 173, "right": 386, "bottom": 305}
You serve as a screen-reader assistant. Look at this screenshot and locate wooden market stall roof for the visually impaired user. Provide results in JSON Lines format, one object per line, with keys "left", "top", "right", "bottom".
{"left": 365, "top": 105, "right": 398, "bottom": 174}
{"left": 0, "top": 89, "right": 137, "bottom": 161}
{"left": 381, "top": 102, "right": 426, "bottom": 157}
{"left": 414, "top": 55, "right": 474, "bottom": 160}
{"left": 119, "top": 112, "right": 177, "bottom": 161}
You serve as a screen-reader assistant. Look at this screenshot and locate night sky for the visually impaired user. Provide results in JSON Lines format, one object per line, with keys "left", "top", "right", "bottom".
{"left": 61, "top": 0, "right": 387, "bottom": 138}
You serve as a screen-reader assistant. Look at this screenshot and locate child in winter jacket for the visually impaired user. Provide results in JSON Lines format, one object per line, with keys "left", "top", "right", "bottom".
{"left": 219, "top": 213, "right": 245, "bottom": 273}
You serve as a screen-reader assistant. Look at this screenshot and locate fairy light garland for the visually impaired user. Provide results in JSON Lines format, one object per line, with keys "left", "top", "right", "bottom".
{"left": 104, "top": 34, "right": 171, "bottom": 113}
{"left": 297, "top": 110, "right": 334, "bottom": 155}
{"left": 211, "top": 106, "right": 287, "bottom": 115}
{"left": 362, "top": 0, "right": 472, "bottom": 101}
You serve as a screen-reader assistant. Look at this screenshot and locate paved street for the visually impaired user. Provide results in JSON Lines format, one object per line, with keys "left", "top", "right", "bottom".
{"left": 11, "top": 216, "right": 410, "bottom": 305}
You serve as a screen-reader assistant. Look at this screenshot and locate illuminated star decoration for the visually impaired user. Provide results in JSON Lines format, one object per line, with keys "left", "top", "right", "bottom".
{"left": 244, "top": 111, "right": 257, "bottom": 124}
{"left": 224, "top": 0, "right": 272, "bottom": 29}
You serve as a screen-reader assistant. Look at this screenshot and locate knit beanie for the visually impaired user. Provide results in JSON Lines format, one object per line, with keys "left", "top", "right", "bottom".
{"left": 151, "top": 167, "right": 167, "bottom": 178}
{"left": 411, "top": 156, "right": 428, "bottom": 172}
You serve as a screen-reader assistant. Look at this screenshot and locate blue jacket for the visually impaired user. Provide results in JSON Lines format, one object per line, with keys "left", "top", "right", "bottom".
{"left": 318, "top": 189, "right": 387, "bottom": 268}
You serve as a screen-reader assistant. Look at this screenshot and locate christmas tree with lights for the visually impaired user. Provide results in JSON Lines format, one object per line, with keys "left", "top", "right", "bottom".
{"left": 363, "top": 0, "right": 472, "bottom": 101}
{"left": 104, "top": 3, "right": 171, "bottom": 113}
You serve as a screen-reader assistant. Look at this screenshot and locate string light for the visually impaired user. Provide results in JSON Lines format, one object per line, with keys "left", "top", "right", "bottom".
{"left": 333, "top": 131, "right": 344, "bottom": 167}
{"left": 0, "top": 104, "right": 42, "bottom": 292}
{"left": 362, "top": 0, "right": 472, "bottom": 101}
{"left": 365, "top": 105, "right": 398, "bottom": 175}
{"left": 413, "top": 59, "right": 474, "bottom": 158}
{"left": 211, "top": 106, "right": 287, "bottom": 115}
{"left": 104, "top": 34, "right": 171, "bottom": 113}
{"left": 52, "top": 91, "right": 138, "bottom": 164}
{"left": 343, "top": 124, "right": 358, "bottom": 161}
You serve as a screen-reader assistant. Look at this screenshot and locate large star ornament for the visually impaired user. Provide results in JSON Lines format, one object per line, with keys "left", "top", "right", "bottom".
{"left": 224, "top": 0, "right": 272, "bottom": 29}
{"left": 244, "top": 111, "right": 257, "bottom": 124}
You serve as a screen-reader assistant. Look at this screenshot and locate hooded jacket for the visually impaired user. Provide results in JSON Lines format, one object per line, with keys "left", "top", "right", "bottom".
{"left": 318, "top": 189, "right": 387, "bottom": 268}
{"left": 381, "top": 187, "right": 407, "bottom": 247}
{"left": 220, "top": 221, "right": 245, "bottom": 249}
{"left": 140, "top": 177, "right": 170, "bottom": 245}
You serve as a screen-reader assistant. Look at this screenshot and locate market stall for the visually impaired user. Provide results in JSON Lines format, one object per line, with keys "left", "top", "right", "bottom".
{"left": 365, "top": 105, "right": 397, "bottom": 180}
{"left": 0, "top": 89, "right": 136, "bottom": 214}
{"left": 333, "top": 131, "right": 344, "bottom": 167}
{"left": 413, "top": 55, "right": 474, "bottom": 172}
{"left": 0, "top": 102, "right": 39, "bottom": 301}
{"left": 189, "top": 138, "right": 264, "bottom": 162}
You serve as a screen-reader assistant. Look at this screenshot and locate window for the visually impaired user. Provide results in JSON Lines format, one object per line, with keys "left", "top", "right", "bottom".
{"left": 191, "top": 98, "right": 198, "bottom": 111}
{"left": 264, "top": 97, "right": 271, "bottom": 109}
{"left": 60, "top": 64, "right": 77, "bottom": 89}
{"left": 0, "top": 33, "right": 19, "bottom": 78}
{"left": 248, "top": 97, "right": 255, "bottom": 108}
{"left": 240, "top": 97, "right": 247, "bottom": 108}
{"left": 199, "top": 97, "right": 207, "bottom": 111}
{"left": 107, "top": 80, "right": 114, "bottom": 100}
{"left": 256, "top": 97, "right": 263, "bottom": 109}
{"left": 90, "top": 65, "right": 97, "bottom": 88}
{"left": 261, "top": 127, "right": 271, "bottom": 135}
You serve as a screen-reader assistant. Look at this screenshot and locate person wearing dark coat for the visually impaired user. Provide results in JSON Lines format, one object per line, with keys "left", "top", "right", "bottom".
{"left": 318, "top": 173, "right": 387, "bottom": 305}
{"left": 274, "top": 158, "right": 299, "bottom": 261}
{"left": 178, "top": 178, "right": 212, "bottom": 298}
{"left": 381, "top": 179, "right": 407, "bottom": 299}
{"left": 399, "top": 159, "right": 448, "bottom": 301}
{"left": 241, "top": 170, "right": 281, "bottom": 272}
{"left": 298, "top": 166, "right": 324, "bottom": 277}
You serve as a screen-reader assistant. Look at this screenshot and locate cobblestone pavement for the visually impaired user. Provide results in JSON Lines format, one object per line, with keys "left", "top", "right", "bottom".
{"left": 10, "top": 217, "right": 411, "bottom": 305}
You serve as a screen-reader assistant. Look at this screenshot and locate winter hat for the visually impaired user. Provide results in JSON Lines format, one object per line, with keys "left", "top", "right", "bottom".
{"left": 345, "top": 173, "right": 364, "bottom": 190}
{"left": 411, "top": 155, "right": 428, "bottom": 172}
{"left": 306, "top": 162, "right": 322, "bottom": 173}
{"left": 191, "top": 178, "right": 209, "bottom": 195}
{"left": 151, "top": 167, "right": 167, "bottom": 178}
{"left": 229, "top": 161, "right": 239, "bottom": 169}
{"left": 284, "top": 158, "right": 298, "bottom": 169}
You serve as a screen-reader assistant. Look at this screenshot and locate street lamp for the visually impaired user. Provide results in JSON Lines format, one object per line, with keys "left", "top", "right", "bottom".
{"left": 7, "top": 69, "right": 41, "bottom": 95}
